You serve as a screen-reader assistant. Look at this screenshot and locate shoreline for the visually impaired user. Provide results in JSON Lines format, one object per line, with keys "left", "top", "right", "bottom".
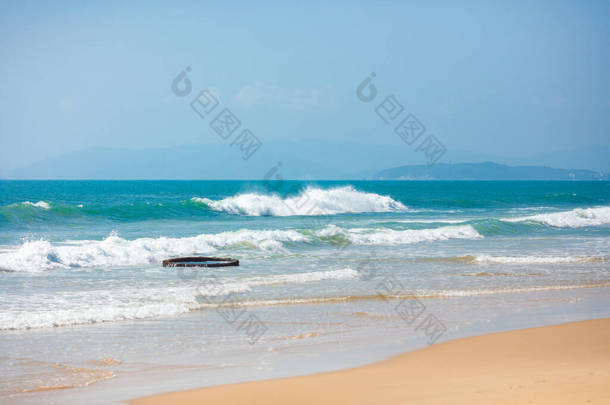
{"left": 131, "top": 318, "right": 610, "bottom": 405}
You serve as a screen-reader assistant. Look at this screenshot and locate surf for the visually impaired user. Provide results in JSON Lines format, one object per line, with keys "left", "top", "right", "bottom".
{"left": 192, "top": 186, "right": 408, "bottom": 216}
{"left": 0, "top": 230, "right": 310, "bottom": 272}
{"left": 0, "top": 267, "right": 359, "bottom": 330}
{"left": 501, "top": 206, "right": 610, "bottom": 228}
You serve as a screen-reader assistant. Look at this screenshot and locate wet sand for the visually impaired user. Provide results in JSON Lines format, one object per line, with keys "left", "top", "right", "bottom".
{"left": 131, "top": 318, "right": 610, "bottom": 405}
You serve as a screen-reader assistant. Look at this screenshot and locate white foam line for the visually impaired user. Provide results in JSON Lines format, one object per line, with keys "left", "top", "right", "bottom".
{"left": 502, "top": 206, "right": 610, "bottom": 228}
{"left": 316, "top": 224, "right": 483, "bottom": 245}
{"left": 0, "top": 268, "right": 358, "bottom": 330}
{"left": 0, "top": 229, "right": 310, "bottom": 272}
{"left": 20, "top": 201, "right": 51, "bottom": 210}
{"left": 471, "top": 255, "right": 608, "bottom": 264}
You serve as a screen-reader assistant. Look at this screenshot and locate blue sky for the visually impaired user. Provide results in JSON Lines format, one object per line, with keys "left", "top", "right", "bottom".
{"left": 0, "top": 0, "right": 609, "bottom": 171}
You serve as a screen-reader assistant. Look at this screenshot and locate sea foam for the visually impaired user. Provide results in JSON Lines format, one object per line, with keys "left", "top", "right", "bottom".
{"left": 469, "top": 255, "right": 608, "bottom": 264}
{"left": 316, "top": 224, "right": 482, "bottom": 245}
{"left": 0, "top": 267, "right": 358, "bottom": 329}
{"left": 503, "top": 206, "right": 610, "bottom": 228}
{"left": 0, "top": 230, "right": 310, "bottom": 272}
{"left": 22, "top": 201, "right": 51, "bottom": 209}
{"left": 0, "top": 222, "right": 485, "bottom": 272}
{"left": 192, "top": 186, "right": 407, "bottom": 216}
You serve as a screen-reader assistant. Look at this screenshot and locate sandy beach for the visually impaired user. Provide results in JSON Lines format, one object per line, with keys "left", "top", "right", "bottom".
{"left": 2, "top": 1, "right": 610, "bottom": 403}
{"left": 131, "top": 318, "right": 610, "bottom": 405}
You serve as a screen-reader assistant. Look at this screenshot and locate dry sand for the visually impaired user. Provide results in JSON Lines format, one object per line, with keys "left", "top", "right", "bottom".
{"left": 131, "top": 318, "right": 610, "bottom": 404}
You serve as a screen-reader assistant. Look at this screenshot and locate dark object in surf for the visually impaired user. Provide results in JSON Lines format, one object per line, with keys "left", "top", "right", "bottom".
{"left": 162, "top": 257, "right": 239, "bottom": 268}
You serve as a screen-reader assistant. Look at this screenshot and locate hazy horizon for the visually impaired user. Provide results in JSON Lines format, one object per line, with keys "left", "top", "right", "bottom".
{"left": 2, "top": 140, "right": 610, "bottom": 180}
{"left": 1, "top": 1, "right": 609, "bottom": 176}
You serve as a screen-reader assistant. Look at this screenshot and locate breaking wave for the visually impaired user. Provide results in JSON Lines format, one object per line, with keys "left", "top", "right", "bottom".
{"left": 20, "top": 201, "right": 51, "bottom": 209}
{"left": 0, "top": 223, "right": 484, "bottom": 272}
{"left": 502, "top": 206, "right": 610, "bottom": 228}
{"left": 0, "top": 230, "right": 309, "bottom": 272}
{"left": 315, "top": 224, "right": 482, "bottom": 245}
{"left": 192, "top": 186, "right": 407, "bottom": 216}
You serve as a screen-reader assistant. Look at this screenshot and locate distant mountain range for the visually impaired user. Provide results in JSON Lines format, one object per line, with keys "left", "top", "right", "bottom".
{"left": 375, "top": 162, "right": 608, "bottom": 180}
{"left": 1, "top": 141, "right": 608, "bottom": 180}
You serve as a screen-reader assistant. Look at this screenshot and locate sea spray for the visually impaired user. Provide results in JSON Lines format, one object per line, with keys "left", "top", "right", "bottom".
{"left": 192, "top": 186, "right": 408, "bottom": 216}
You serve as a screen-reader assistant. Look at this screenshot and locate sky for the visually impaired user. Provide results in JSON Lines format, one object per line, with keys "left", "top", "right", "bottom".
{"left": 0, "top": 0, "right": 609, "bottom": 172}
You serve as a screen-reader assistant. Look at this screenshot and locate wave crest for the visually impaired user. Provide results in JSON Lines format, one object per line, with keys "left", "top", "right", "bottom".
{"left": 21, "top": 201, "right": 51, "bottom": 209}
{"left": 192, "top": 186, "right": 407, "bottom": 216}
{"left": 316, "top": 224, "right": 482, "bottom": 245}
{"left": 0, "top": 230, "right": 309, "bottom": 272}
{"left": 503, "top": 206, "right": 610, "bottom": 228}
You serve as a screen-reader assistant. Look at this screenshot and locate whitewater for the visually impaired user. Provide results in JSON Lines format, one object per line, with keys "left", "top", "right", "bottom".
{"left": 191, "top": 186, "right": 408, "bottom": 216}
{"left": 1, "top": 180, "right": 609, "bottom": 331}
{"left": 2, "top": 179, "right": 610, "bottom": 404}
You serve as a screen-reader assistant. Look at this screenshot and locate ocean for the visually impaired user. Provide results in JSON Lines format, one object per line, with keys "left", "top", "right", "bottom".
{"left": 1, "top": 180, "right": 609, "bottom": 403}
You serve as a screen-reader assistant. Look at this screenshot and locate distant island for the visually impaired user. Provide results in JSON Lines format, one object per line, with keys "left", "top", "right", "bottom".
{"left": 2, "top": 142, "right": 609, "bottom": 180}
{"left": 375, "top": 162, "right": 608, "bottom": 181}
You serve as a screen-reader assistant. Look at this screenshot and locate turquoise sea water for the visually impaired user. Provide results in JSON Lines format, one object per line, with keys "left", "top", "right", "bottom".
{"left": 1, "top": 180, "right": 609, "bottom": 403}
